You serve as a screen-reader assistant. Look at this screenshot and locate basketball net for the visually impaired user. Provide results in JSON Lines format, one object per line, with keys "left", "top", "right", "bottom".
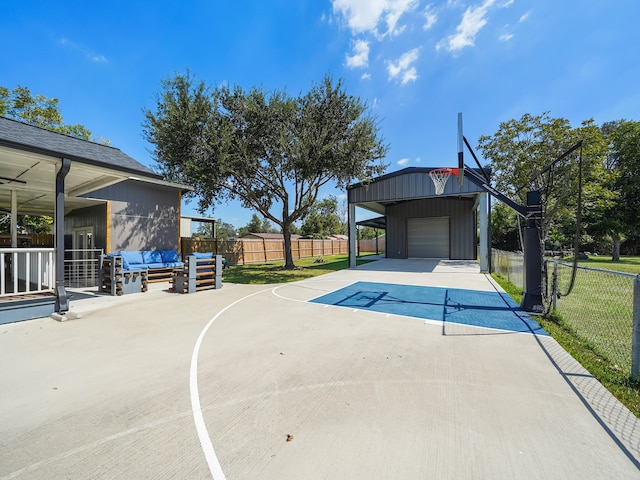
{"left": 429, "top": 168, "right": 459, "bottom": 195}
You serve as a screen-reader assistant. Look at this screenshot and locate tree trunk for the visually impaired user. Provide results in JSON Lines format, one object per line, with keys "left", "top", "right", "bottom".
{"left": 612, "top": 234, "right": 621, "bottom": 262}
{"left": 282, "top": 219, "right": 295, "bottom": 269}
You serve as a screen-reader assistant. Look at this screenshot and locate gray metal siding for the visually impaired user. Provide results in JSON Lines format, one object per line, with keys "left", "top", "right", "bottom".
{"left": 87, "top": 180, "right": 180, "bottom": 252}
{"left": 349, "top": 170, "right": 483, "bottom": 203}
{"left": 386, "top": 216, "right": 407, "bottom": 258}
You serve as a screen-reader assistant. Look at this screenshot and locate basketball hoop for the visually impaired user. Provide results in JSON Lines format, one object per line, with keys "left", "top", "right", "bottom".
{"left": 429, "top": 168, "right": 459, "bottom": 195}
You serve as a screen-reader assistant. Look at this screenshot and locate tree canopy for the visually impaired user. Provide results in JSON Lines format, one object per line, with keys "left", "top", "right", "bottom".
{"left": 0, "top": 85, "right": 92, "bottom": 140}
{"left": 143, "top": 72, "right": 388, "bottom": 268}
{"left": 477, "top": 112, "right": 638, "bottom": 257}
{"left": 238, "top": 214, "right": 278, "bottom": 236}
{"left": 300, "top": 195, "right": 342, "bottom": 238}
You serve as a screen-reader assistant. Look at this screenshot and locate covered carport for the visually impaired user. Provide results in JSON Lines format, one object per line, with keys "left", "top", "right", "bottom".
{"left": 347, "top": 167, "right": 490, "bottom": 271}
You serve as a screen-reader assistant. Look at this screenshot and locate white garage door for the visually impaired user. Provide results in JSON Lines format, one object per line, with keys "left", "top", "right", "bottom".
{"left": 407, "top": 217, "right": 450, "bottom": 258}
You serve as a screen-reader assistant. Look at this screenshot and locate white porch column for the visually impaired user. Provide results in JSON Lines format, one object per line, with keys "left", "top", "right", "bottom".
{"left": 479, "top": 192, "right": 490, "bottom": 273}
{"left": 11, "top": 189, "right": 17, "bottom": 248}
{"left": 348, "top": 203, "right": 357, "bottom": 269}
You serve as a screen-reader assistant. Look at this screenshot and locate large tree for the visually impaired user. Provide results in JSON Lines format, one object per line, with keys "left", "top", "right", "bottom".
{"left": 143, "top": 72, "right": 388, "bottom": 268}
{"left": 477, "top": 112, "right": 609, "bottom": 253}
{"left": 607, "top": 120, "right": 640, "bottom": 256}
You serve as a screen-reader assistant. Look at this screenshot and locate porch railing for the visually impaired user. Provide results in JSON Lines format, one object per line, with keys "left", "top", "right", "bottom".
{"left": 0, "top": 248, "right": 55, "bottom": 298}
{"left": 64, "top": 248, "right": 104, "bottom": 288}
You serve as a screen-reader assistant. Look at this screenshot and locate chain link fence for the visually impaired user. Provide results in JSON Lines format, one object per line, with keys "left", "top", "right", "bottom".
{"left": 492, "top": 249, "right": 640, "bottom": 379}
{"left": 492, "top": 249, "right": 524, "bottom": 291}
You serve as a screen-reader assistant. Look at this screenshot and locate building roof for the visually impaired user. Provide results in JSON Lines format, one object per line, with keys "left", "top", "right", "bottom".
{"left": 347, "top": 166, "right": 488, "bottom": 216}
{"left": 0, "top": 116, "right": 160, "bottom": 178}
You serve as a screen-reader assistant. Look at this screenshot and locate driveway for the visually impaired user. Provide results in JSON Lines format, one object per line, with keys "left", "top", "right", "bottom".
{"left": 1, "top": 259, "right": 638, "bottom": 479}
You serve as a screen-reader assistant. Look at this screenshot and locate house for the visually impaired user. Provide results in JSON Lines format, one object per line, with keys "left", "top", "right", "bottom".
{"left": 0, "top": 117, "right": 191, "bottom": 322}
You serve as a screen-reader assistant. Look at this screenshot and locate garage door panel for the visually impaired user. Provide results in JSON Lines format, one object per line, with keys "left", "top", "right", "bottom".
{"left": 408, "top": 217, "right": 449, "bottom": 258}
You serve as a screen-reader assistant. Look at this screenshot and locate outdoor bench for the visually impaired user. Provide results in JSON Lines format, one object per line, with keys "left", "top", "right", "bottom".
{"left": 114, "top": 249, "right": 184, "bottom": 283}
{"left": 99, "top": 249, "right": 184, "bottom": 295}
{"left": 171, "top": 252, "right": 223, "bottom": 294}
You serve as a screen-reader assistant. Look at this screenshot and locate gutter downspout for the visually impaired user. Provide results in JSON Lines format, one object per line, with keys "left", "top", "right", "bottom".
{"left": 55, "top": 158, "right": 71, "bottom": 313}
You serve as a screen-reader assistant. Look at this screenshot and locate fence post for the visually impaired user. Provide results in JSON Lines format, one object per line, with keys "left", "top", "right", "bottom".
{"left": 632, "top": 275, "right": 640, "bottom": 381}
{"left": 551, "top": 260, "right": 558, "bottom": 311}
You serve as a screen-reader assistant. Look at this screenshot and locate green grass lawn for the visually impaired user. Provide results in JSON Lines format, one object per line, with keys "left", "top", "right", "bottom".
{"left": 222, "top": 254, "right": 376, "bottom": 284}
{"left": 568, "top": 255, "right": 640, "bottom": 275}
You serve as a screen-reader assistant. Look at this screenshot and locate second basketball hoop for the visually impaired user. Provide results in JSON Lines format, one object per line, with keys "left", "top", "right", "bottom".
{"left": 429, "top": 168, "right": 459, "bottom": 195}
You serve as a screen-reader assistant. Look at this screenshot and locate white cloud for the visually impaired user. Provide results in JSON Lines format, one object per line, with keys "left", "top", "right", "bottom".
{"left": 499, "top": 33, "right": 513, "bottom": 41}
{"left": 361, "top": 72, "right": 372, "bottom": 80}
{"left": 332, "top": 0, "right": 386, "bottom": 34}
{"left": 398, "top": 158, "right": 410, "bottom": 166}
{"left": 387, "top": 47, "right": 420, "bottom": 84}
{"left": 438, "top": 0, "right": 496, "bottom": 52}
{"left": 423, "top": 4, "right": 438, "bottom": 30}
{"left": 401, "top": 67, "right": 418, "bottom": 84}
{"left": 331, "top": 0, "right": 418, "bottom": 37}
{"left": 519, "top": 11, "right": 531, "bottom": 22}
{"left": 59, "top": 37, "right": 108, "bottom": 63}
{"left": 384, "top": 0, "right": 419, "bottom": 37}
{"left": 345, "top": 39, "right": 370, "bottom": 68}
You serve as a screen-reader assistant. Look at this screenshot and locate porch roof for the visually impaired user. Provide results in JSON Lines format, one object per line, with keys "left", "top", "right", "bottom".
{"left": 0, "top": 117, "right": 188, "bottom": 216}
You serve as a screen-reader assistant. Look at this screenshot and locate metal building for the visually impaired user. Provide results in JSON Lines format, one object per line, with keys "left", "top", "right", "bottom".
{"left": 347, "top": 167, "right": 490, "bottom": 271}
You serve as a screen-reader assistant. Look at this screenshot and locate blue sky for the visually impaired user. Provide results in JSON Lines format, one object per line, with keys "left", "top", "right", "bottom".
{"left": 2, "top": 0, "right": 639, "bottom": 228}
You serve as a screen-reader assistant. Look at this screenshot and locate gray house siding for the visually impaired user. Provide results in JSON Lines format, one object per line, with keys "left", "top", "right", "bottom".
{"left": 86, "top": 180, "right": 180, "bottom": 252}
{"left": 385, "top": 197, "right": 476, "bottom": 260}
{"left": 65, "top": 204, "right": 108, "bottom": 251}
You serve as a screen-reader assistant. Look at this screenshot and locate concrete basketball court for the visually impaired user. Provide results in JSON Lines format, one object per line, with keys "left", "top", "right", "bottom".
{"left": 1, "top": 258, "right": 639, "bottom": 479}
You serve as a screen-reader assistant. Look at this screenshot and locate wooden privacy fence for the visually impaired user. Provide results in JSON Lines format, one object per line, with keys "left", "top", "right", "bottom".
{"left": 0, "top": 234, "right": 54, "bottom": 247}
{"left": 357, "top": 236, "right": 386, "bottom": 254}
{"left": 182, "top": 238, "right": 348, "bottom": 265}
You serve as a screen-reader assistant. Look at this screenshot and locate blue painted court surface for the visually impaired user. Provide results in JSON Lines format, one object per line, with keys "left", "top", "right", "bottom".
{"left": 310, "top": 281, "right": 546, "bottom": 335}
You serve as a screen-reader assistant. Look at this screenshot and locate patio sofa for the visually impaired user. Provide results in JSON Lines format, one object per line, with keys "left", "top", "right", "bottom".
{"left": 100, "top": 250, "right": 185, "bottom": 295}
{"left": 114, "top": 250, "right": 185, "bottom": 283}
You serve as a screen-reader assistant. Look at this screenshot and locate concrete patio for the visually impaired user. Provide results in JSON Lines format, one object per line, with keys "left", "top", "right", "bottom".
{"left": 1, "top": 259, "right": 638, "bottom": 479}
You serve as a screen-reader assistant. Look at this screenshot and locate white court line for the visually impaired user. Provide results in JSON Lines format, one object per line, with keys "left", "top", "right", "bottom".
{"left": 190, "top": 288, "right": 272, "bottom": 480}
{"left": 272, "top": 280, "right": 360, "bottom": 304}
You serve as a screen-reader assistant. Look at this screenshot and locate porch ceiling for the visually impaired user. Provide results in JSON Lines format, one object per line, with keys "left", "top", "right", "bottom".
{"left": 0, "top": 145, "right": 125, "bottom": 215}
